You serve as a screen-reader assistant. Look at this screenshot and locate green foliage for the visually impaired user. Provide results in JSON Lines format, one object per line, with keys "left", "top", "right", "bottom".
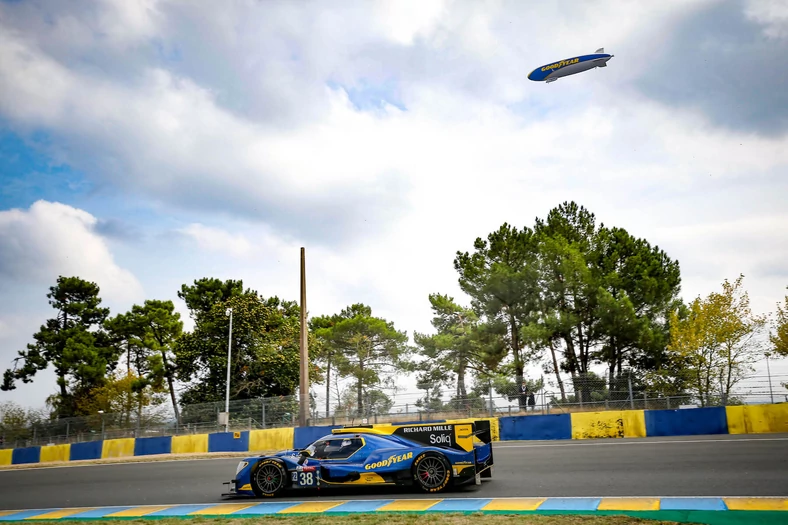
{"left": 311, "top": 303, "right": 411, "bottom": 417}
{"left": 0, "top": 401, "right": 49, "bottom": 444}
{"left": 175, "top": 281, "right": 313, "bottom": 406}
{"left": 453, "top": 223, "right": 540, "bottom": 404}
{"left": 666, "top": 275, "right": 767, "bottom": 406}
{"left": 448, "top": 202, "right": 682, "bottom": 405}
{"left": 177, "top": 278, "right": 246, "bottom": 323}
{"left": 413, "top": 294, "right": 488, "bottom": 402}
{"left": 770, "top": 290, "right": 788, "bottom": 358}
{"left": 532, "top": 202, "right": 682, "bottom": 392}
{"left": 104, "top": 299, "right": 183, "bottom": 423}
{"left": 1, "top": 276, "right": 117, "bottom": 417}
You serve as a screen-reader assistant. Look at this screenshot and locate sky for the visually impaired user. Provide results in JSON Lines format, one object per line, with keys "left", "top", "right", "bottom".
{"left": 1, "top": 0, "right": 787, "bottom": 411}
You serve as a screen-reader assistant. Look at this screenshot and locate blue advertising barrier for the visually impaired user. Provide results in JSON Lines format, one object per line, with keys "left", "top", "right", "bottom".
{"left": 69, "top": 441, "right": 103, "bottom": 461}
{"left": 12, "top": 446, "right": 40, "bottom": 465}
{"left": 133, "top": 436, "right": 173, "bottom": 456}
{"left": 499, "top": 414, "right": 572, "bottom": 441}
{"left": 645, "top": 406, "right": 728, "bottom": 437}
{"left": 208, "top": 431, "right": 250, "bottom": 453}
{"left": 293, "top": 425, "right": 342, "bottom": 449}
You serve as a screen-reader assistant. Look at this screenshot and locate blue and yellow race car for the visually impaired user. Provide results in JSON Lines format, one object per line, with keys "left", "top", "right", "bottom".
{"left": 222, "top": 420, "right": 494, "bottom": 497}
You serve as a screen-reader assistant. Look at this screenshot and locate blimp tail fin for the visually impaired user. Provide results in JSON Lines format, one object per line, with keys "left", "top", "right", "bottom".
{"left": 595, "top": 47, "right": 604, "bottom": 53}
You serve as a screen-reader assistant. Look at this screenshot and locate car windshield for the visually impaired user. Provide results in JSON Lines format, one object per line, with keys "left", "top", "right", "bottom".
{"left": 304, "top": 437, "right": 363, "bottom": 459}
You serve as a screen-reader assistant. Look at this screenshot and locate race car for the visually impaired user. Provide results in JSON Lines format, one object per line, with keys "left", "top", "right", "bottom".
{"left": 222, "top": 420, "right": 494, "bottom": 497}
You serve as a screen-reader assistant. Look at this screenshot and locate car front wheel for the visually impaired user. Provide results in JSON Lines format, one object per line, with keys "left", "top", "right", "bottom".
{"left": 251, "top": 458, "right": 287, "bottom": 497}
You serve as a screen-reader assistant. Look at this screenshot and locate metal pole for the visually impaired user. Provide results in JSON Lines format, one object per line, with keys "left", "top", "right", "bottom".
{"left": 628, "top": 374, "right": 635, "bottom": 410}
{"left": 488, "top": 379, "right": 494, "bottom": 418}
{"left": 765, "top": 352, "right": 774, "bottom": 404}
{"left": 299, "top": 247, "right": 309, "bottom": 427}
{"left": 225, "top": 307, "right": 233, "bottom": 433}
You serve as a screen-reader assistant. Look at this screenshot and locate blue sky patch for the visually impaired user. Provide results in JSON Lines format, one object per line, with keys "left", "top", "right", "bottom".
{"left": 0, "top": 129, "right": 93, "bottom": 210}
{"left": 329, "top": 78, "right": 406, "bottom": 112}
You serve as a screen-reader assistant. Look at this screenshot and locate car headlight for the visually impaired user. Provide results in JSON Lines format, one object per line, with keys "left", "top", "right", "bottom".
{"left": 236, "top": 461, "right": 249, "bottom": 475}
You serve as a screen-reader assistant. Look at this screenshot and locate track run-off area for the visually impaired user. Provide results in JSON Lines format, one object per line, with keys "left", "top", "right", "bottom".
{"left": 0, "top": 433, "right": 786, "bottom": 511}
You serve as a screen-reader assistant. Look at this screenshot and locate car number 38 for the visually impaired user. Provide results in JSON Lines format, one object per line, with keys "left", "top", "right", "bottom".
{"left": 291, "top": 471, "right": 317, "bottom": 487}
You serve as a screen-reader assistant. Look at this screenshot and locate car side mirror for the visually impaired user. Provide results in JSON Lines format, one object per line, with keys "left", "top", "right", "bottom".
{"left": 297, "top": 450, "right": 309, "bottom": 465}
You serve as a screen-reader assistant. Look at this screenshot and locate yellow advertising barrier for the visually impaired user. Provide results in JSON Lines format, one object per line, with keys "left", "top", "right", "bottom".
{"left": 249, "top": 428, "right": 294, "bottom": 452}
{"left": 0, "top": 449, "right": 12, "bottom": 466}
{"left": 101, "top": 438, "right": 135, "bottom": 459}
{"left": 571, "top": 410, "right": 646, "bottom": 439}
{"left": 40, "top": 444, "right": 71, "bottom": 463}
{"left": 726, "top": 404, "right": 788, "bottom": 434}
{"left": 444, "top": 417, "right": 501, "bottom": 442}
{"left": 171, "top": 434, "right": 209, "bottom": 454}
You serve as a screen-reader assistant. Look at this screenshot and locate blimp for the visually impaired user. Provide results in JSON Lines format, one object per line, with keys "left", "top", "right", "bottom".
{"left": 528, "top": 48, "right": 614, "bottom": 83}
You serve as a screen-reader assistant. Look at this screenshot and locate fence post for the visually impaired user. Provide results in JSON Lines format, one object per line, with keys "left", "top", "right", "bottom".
{"left": 643, "top": 392, "right": 648, "bottom": 410}
{"left": 667, "top": 396, "right": 671, "bottom": 410}
{"left": 488, "top": 381, "right": 494, "bottom": 418}
{"left": 628, "top": 375, "right": 635, "bottom": 410}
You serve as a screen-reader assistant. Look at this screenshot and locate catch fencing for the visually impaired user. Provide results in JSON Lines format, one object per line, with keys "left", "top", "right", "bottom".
{"left": 2, "top": 373, "right": 785, "bottom": 449}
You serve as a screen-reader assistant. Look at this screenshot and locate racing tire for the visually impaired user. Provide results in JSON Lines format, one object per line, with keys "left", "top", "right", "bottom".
{"left": 251, "top": 458, "right": 288, "bottom": 497}
{"left": 411, "top": 452, "right": 452, "bottom": 494}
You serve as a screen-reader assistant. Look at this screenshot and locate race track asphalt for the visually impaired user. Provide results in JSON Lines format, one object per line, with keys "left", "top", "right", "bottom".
{"left": 1, "top": 434, "right": 786, "bottom": 510}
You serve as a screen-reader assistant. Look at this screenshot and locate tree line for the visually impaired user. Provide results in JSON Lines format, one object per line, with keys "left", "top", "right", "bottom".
{"left": 2, "top": 201, "right": 787, "bottom": 425}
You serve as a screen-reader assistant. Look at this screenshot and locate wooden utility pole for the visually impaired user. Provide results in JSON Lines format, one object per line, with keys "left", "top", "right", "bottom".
{"left": 299, "top": 247, "right": 309, "bottom": 427}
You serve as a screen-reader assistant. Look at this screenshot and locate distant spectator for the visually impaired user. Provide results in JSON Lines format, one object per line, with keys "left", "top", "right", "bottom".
{"left": 528, "top": 392, "right": 536, "bottom": 411}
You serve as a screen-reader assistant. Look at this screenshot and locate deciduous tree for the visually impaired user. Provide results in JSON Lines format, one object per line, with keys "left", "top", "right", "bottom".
{"left": 770, "top": 289, "right": 788, "bottom": 358}
{"left": 175, "top": 287, "right": 314, "bottom": 406}
{"left": 667, "top": 275, "right": 767, "bottom": 406}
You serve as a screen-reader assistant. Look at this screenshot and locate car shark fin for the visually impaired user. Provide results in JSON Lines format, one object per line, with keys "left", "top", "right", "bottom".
{"left": 595, "top": 47, "right": 604, "bottom": 53}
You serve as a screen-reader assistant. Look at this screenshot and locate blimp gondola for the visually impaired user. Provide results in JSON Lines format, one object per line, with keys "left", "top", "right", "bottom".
{"left": 528, "top": 48, "right": 614, "bottom": 83}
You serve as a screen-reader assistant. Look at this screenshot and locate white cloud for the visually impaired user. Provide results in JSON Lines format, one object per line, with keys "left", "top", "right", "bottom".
{"left": 179, "top": 223, "right": 253, "bottom": 258}
{"left": 0, "top": 200, "right": 144, "bottom": 303}
{"left": 745, "top": 0, "right": 788, "bottom": 39}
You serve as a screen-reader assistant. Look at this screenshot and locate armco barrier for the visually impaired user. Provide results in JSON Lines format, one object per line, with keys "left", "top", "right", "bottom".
{"left": 645, "top": 406, "right": 728, "bottom": 437}
{"left": 3, "top": 402, "right": 787, "bottom": 468}
{"left": 499, "top": 413, "right": 571, "bottom": 441}
{"left": 208, "top": 431, "right": 249, "bottom": 452}
{"left": 133, "top": 436, "right": 172, "bottom": 456}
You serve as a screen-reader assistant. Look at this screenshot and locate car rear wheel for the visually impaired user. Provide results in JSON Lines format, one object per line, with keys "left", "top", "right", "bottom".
{"left": 412, "top": 452, "right": 451, "bottom": 493}
{"left": 251, "top": 458, "right": 287, "bottom": 497}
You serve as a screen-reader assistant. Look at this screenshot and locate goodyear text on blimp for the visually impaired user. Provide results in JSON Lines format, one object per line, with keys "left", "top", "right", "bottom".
{"left": 542, "top": 57, "right": 580, "bottom": 71}
{"left": 365, "top": 451, "right": 414, "bottom": 470}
